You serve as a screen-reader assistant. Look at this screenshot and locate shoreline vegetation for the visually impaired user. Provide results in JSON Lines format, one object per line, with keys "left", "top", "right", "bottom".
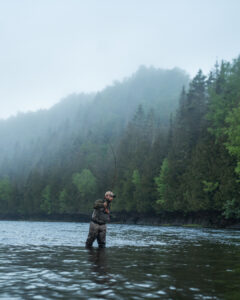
{"left": 1, "top": 56, "right": 240, "bottom": 226}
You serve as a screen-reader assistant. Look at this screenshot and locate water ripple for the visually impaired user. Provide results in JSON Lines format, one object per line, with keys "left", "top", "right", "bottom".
{"left": 0, "top": 221, "right": 239, "bottom": 299}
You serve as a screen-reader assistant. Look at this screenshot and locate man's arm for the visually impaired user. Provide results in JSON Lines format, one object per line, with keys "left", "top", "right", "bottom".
{"left": 94, "top": 199, "right": 110, "bottom": 213}
{"left": 93, "top": 199, "right": 105, "bottom": 209}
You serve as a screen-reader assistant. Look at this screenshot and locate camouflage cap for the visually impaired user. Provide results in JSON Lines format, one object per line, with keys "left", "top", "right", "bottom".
{"left": 105, "top": 191, "right": 116, "bottom": 198}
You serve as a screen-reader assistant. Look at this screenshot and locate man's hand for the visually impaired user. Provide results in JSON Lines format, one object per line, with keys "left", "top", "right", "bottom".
{"left": 103, "top": 202, "right": 110, "bottom": 214}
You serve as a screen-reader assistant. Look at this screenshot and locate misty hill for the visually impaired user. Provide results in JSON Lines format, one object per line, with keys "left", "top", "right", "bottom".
{"left": 0, "top": 65, "right": 190, "bottom": 217}
{"left": 0, "top": 66, "right": 189, "bottom": 180}
{"left": 1, "top": 54, "right": 240, "bottom": 225}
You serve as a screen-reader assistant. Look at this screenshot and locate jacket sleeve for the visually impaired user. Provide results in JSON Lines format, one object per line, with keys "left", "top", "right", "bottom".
{"left": 93, "top": 199, "right": 105, "bottom": 209}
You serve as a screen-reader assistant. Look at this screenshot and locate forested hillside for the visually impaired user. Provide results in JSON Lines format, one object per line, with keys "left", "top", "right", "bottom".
{"left": 1, "top": 56, "right": 240, "bottom": 224}
{"left": 0, "top": 66, "right": 189, "bottom": 217}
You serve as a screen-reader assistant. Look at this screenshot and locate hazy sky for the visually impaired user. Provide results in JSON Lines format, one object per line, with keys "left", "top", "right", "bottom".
{"left": 0, "top": 0, "right": 240, "bottom": 119}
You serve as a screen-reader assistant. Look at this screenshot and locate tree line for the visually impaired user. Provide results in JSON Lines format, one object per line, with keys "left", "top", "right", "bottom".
{"left": 1, "top": 57, "right": 240, "bottom": 221}
{"left": 154, "top": 58, "right": 240, "bottom": 219}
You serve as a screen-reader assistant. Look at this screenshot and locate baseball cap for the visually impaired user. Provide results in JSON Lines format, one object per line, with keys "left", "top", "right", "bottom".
{"left": 105, "top": 191, "right": 116, "bottom": 198}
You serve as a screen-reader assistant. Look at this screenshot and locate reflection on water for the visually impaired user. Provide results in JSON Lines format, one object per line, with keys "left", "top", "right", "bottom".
{"left": 0, "top": 221, "right": 239, "bottom": 299}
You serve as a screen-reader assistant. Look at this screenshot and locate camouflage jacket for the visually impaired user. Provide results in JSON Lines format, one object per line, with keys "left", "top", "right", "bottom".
{"left": 91, "top": 199, "right": 111, "bottom": 225}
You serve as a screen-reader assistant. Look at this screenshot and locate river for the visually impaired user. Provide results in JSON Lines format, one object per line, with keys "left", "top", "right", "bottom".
{"left": 0, "top": 221, "right": 239, "bottom": 299}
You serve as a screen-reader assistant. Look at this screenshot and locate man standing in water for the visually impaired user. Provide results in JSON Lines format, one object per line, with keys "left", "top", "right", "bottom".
{"left": 85, "top": 191, "right": 115, "bottom": 248}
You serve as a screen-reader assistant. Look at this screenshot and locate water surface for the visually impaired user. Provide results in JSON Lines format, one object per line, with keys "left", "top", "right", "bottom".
{"left": 0, "top": 221, "right": 239, "bottom": 299}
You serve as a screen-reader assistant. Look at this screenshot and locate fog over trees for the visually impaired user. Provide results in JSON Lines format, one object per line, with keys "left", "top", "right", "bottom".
{"left": 0, "top": 58, "right": 240, "bottom": 222}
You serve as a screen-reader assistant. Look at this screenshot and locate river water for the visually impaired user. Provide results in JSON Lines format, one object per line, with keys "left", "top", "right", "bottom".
{"left": 0, "top": 221, "right": 239, "bottom": 299}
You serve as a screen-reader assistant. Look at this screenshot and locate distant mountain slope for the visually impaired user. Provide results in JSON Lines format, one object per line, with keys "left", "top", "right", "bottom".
{"left": 0, "top": 66, "right": 189, "bottom": 179}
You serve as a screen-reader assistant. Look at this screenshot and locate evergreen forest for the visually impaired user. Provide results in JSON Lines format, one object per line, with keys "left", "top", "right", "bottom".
{"left": 1, "top": 58, "right": 240, "bottom": 223}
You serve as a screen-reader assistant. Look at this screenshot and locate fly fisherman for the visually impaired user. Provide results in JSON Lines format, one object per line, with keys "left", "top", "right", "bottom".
{"left": 85, "top": 191, "right": 115, "bottom": 248}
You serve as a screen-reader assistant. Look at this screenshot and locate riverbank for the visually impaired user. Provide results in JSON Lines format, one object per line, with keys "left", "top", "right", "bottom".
{"left": 0, "top": 211, "right": 240, "bottom": 229}
{"left": 111, "top": 211, "right": 240, "bottom": 229}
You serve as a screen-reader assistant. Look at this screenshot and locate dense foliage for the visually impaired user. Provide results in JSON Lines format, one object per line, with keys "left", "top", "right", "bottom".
{"left": 154, "top": 57, "right": 240, "bottom": 219}
{"left": 1, "top": 57, "right": 240, "bottom": 221}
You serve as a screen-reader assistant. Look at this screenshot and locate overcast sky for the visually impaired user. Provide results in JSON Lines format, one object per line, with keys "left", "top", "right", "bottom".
{"left": 0, "top": 0, "right": 240, "bottom": 119}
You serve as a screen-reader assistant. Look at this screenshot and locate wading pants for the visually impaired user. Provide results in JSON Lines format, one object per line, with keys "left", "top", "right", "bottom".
{"left": 85, "top": 221, "right": 106, "bottom": 248}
